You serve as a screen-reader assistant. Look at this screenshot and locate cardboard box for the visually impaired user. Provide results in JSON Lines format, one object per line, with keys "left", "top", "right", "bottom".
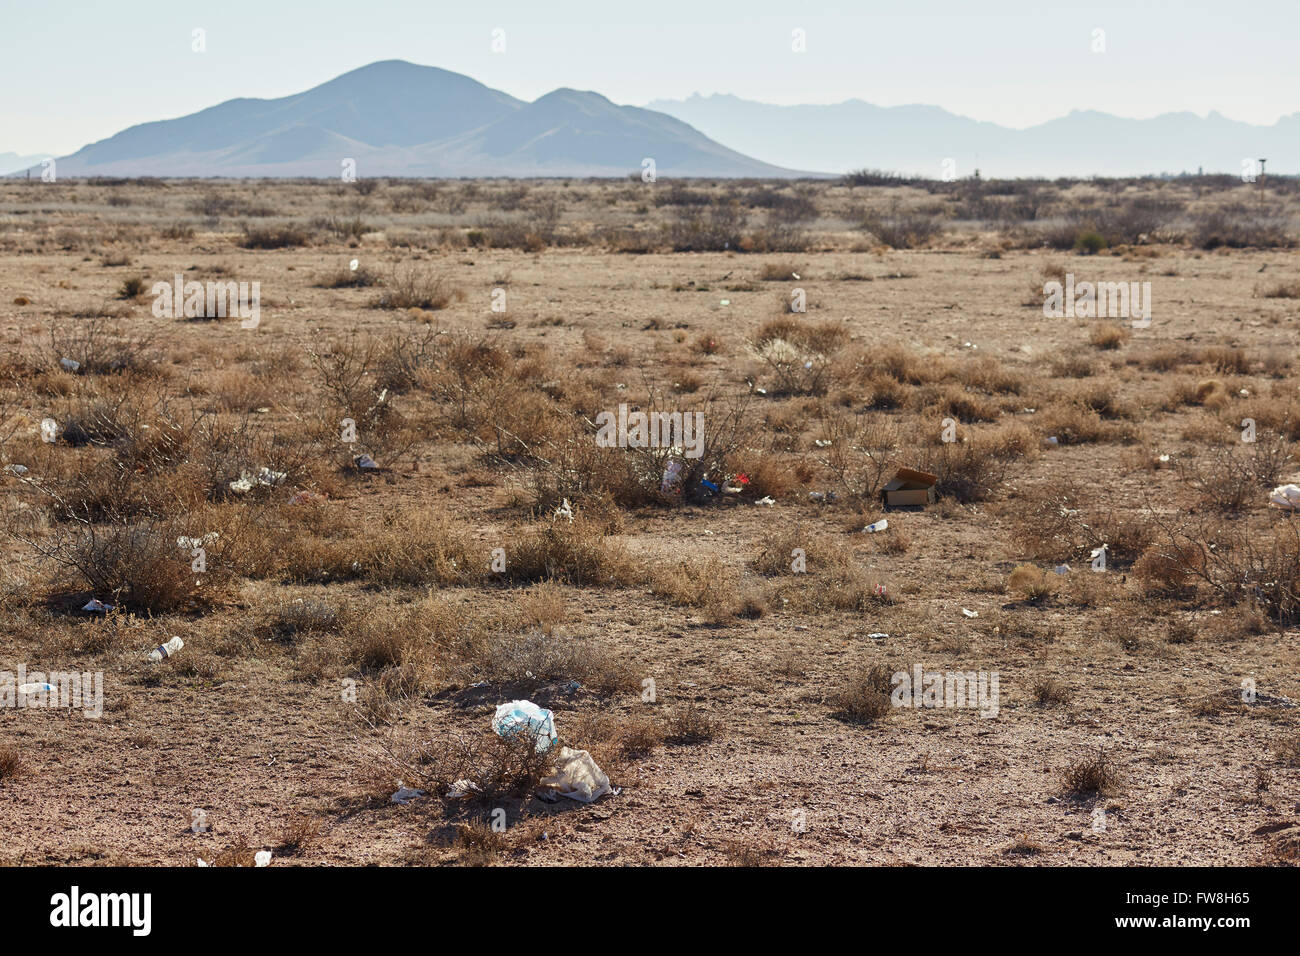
{"left": 882, "top": 467, "right": 938, "bottom": 507}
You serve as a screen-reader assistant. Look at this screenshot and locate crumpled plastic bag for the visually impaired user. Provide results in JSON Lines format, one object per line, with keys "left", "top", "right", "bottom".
{"left": 1269, "top": 484, "right": 1300, "bottom": 510}
{"left": 390, "top": 784, "right": 426, "bottom": 805}
{"left": 540, "top": 746, "right": 612, "bottom": 803}
{"left": 491, "top": 700, "right": 557, "bottom": 752}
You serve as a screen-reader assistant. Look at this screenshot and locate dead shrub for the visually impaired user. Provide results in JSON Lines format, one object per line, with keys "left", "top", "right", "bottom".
{"left": 238, "top": 224, "right": 310, "bottom": 249}
{"left": 1008, "top": 564, "right": 1053, "bottom": 603}
{"left": 815, "top": 411, "right": 901, "bottom": 499}
{"left": 275, "top": 814, "right": 323, "bottom": 856}
{"left": 372, "top": 263, "right": 459, "bottom": 311}
{"left": 1088, "top": 323, "right": 1131, "bottom": 350}
{"left": 1143, "top": 514, "right": 1300, "bottom": 623}
{"left": 664, "top": 704, "right": 721, "bottom": 744}
{"left": 0, "top": 743, "right": 22, "bottom": 781}
{"left": 750, "top": 319, "right": 848, "bottom": 396}
{"left": 1062, "top": 748, "right": 1120, "bottom": 796}
{"left": 1033, "top": 678, "right": 1072, "bottom": 707}
{"left": 453, "top": 820, "right": 508, "bottom": 866}
{"left": 831, "top": 663, "right": 896, "bottom": 723}
{"left": 509, "top": 515, "right": 634, "bottom": 587}
{"left": 402, "top": 731, "right": 555, "bottom": 807}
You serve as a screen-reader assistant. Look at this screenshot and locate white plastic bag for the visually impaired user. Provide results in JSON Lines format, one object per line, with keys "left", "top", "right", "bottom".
{"left": 541, "top": 747, "right": 611, "bottom": 803}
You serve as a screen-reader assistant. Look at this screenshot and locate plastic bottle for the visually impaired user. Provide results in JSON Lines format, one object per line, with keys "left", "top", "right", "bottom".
{"left": 865, "top": 519, "right": 888, "bottom": 533}
{"left": 148, "top": 636, "right": 184, "bottom": 662}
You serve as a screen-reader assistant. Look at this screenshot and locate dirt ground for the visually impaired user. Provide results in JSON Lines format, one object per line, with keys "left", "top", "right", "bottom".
{"left": 1, "top": 176, "right": 1298, "bottom": 866}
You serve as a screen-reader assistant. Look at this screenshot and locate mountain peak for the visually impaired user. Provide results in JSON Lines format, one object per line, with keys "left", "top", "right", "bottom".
{"left": 46, "top": 61, "right": 802, "bottom": 178}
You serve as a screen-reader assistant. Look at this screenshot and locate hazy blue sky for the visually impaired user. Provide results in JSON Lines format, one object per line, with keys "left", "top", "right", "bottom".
{"left": 4, "top": 0, "right": 1294, "bottom": 155}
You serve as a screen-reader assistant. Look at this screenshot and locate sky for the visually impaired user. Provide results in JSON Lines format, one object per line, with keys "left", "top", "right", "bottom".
{"left": 3, "top": 0, "right": 1295, "bottom": 156}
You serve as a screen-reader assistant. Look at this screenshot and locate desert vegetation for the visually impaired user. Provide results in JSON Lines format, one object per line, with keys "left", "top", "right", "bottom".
{"left": 1, "top": 175, "right": 1298, "bottom": 866}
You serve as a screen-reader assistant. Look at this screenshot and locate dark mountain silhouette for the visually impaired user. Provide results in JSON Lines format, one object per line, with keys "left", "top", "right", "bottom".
{"left": 36, "top": 61, "right": 803, "bottom": 178}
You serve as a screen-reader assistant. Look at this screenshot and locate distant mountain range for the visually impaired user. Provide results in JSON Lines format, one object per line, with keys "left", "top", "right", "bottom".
{"left": 14, "top": 61, "right": 1294, "bottom": 180}
{"left": 1, "top": 152, "right": 49, "bottom": 176}
{"left": 25, "top": 61, "right": 802, "bottom": 179}
{"left": 647, "top": 93, "right": 1300, "bottom": 178}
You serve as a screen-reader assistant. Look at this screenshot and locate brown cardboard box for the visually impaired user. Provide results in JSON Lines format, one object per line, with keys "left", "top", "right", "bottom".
{"left": 882, "top": 467, "right": 938, "bottom": 507}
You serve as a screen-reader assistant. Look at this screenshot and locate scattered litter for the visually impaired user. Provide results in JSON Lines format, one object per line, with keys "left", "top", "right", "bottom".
{"left": 874, "top": 583, "right": 888, "bottom": 599}
{"left": 1045, "top": 436, "right": 1060, "bottom": 446}
{"left": 1053, "top": 564, "right": 1071, "bottom": 574}
{"left": 349, "top": 258, "right": 359, "bottom": 271}
{"left": 540, "top": 746, "right": 613, "bottom": 803}
{"left": 868, "top": 632, "right": 889, "bottom": 640}
{"left": 756, "top": 496, "right": 775, "bottom": 507}
{"left": 148, "top": 636, "right": 184, "bottom": 662}
{"left": 961, "top": 608, "right": 978, "bottom": 619}
{"left": 791, "top": 272, "right": 801, "bottom": 280}
{"left": 882, "top": 467, "right": 937, "bottom": 507}
{"left": 229, "top": 467, "right": 287, "bottom": 493}
{"left": 700, "top": 478, "right": 720, "bottom": 494}
{"left": 1269, "top": 484, "right": 1300, "bottom": 510}
{"left": 1157, "top": 454, "right": 1171, "bottom": 464}
{"left": 814, "top": 439, "right": 833, "bottom": 448}
{"left": 59, "top": 357, "right": 80, "bottom": 372}
{"left": 197, "top": 859, "right": 209, "bottom": 867}
{"left": 661, "top": 459, "right": 684, "bottom": 493}
{"left": 390, "top": 783, "right": 427, "bottom": 805}
{"left": 4, "top": 464, "right": 28, "bottom": 476}
{"left": 18, "top": 682, "right": 54, "bottom": 695}
{"left": 82, "top": 599, "right": 112, "bottom": 613}
{"left": 288, "top": 490, "right": 327, "bottom": 505}
{"left": 754, "top": 387, "right": 767, "bottom": 395}
{"left": 554, "top": 498, "right": 574, "bottom": 522}
{"left": 176, "top": 532, "right": 219, "bottom": 551}
{"left": 864, "top": 519, "right": 888, "bottom": 533}
{"left": 808, "top": 491, "right": 838, "bottom": 503}
{"left": 447, "top": 779, "right": 482, "bottom": 800}
{"left": 1090, "top": 545, "right": 1108, "bottom": 571}
{"left": 354, "top": 454, "right": 379, "bottom": 470}
{"left": 254, "top": 851, "right": 272, "bottom": 867}
{"left": 719, "top": 299, "right": 730, "bottom": 306}
{"left": 491, "top": 700, "right": 557, "bottom": 753}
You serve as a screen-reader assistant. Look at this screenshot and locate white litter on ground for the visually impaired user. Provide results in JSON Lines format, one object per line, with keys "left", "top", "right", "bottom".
{"left": 390, "top": 784, "right": 427, "bottom": 805}
{"left": 1269, "top": 484, "right": 1300, "bottom": 510}
{"left": 540, "top": 746, "right": 613, "bottom": 803}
